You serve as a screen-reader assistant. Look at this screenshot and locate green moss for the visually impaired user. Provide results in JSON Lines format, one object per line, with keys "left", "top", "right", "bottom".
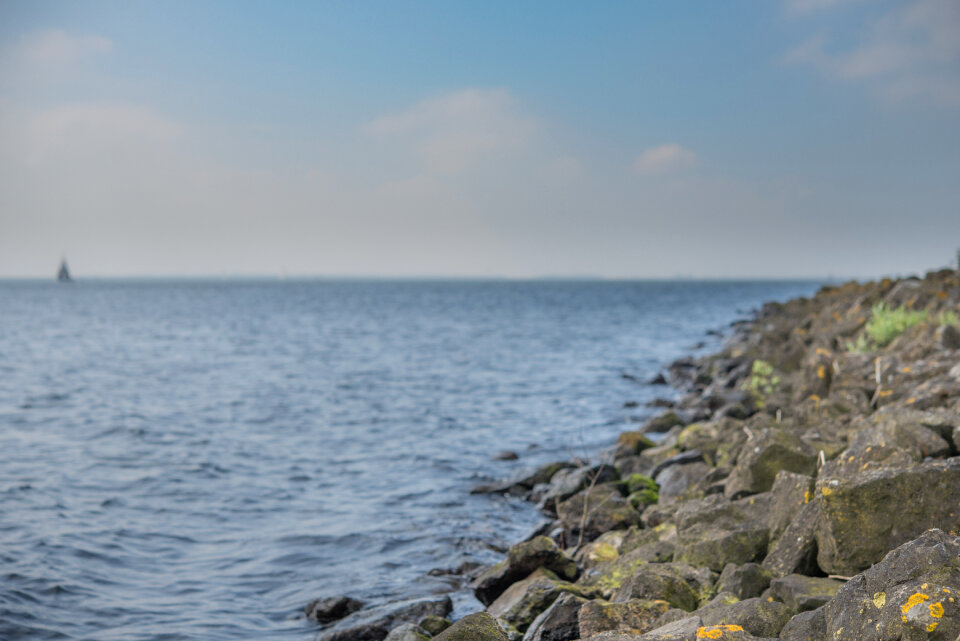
{"left": 864, "top": 302, "right": 928, "bottom": 347}
{"left": 742, "top": 360, "right": 780, "bottom": 405}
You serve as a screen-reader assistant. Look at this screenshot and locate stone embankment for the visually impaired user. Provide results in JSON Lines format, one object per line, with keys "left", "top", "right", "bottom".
{"left": 312, "top": 268, "right": 960, "bottom": 641}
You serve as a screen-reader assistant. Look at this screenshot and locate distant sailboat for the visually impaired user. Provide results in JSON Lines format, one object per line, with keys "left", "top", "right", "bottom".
{"left": 57, "top": 259, "right": 72, "bottom": 282}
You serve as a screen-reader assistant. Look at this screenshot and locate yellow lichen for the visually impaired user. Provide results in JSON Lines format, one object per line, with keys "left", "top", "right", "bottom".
{"left": 926, "top": 622, "right": 938, "bottom": 632}
{"left": 901, "top": 366, "right": 912, "bottom": 373}
{"left": 902, "top": 592, "right": 930, "bottom": 615}
{"left": 929, "top": 602, "right": 944, "bottom": 618}
{"left": 873, "top": 591, "right": 886, "bottom": 609}
{"left": 817, "top": 365, "right": 826, "bottom": 379}
{"left": 906, "top": 397, "right": 916, "bottom": 404}
{"left": 822, "top": 486, "right": 834, "bottom": 496}
{"left": 816, "top": 347, "right": 831, "bottom": 356}
{"left": 878, "top": 389, "right": 893, "bottom": 398}
{"left": 804, "top": 490, "right": 812, "bottom": 503}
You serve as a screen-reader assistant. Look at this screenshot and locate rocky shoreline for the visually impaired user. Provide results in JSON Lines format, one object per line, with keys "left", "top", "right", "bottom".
{"left": 309, "top": 269, "right": 960, "bottom": 641}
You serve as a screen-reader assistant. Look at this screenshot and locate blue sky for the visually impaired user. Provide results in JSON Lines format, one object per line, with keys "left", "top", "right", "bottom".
{"left": 1, "top": 0, "right": 958, "bottom": 278}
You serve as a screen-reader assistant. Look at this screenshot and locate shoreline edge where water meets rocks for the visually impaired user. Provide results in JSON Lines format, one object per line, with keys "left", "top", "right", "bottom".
{"left": 308, "top": 268, "right": 960, "bottom": 641}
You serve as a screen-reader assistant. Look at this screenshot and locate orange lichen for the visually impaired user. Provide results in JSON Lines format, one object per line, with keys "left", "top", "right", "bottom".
{"left": 878, "top": 389, "right": 893, "bottom": 398}
{"left": 815, "top": 347, "right": 831, "bottom": 356}
{"left": 804, "top": 490, "right": 812, "bottom": 503}
{"left": 902, "top": 592, "right": 930, "bottom": 615}
{"left": 697, "top": 625, "right": 744, "bottom": 639}
{"left": 901, "top": 366, "right": 912, "bottom": 373}
{"left": 817, "top": 365, "right": 826, "bottom": 379}
{"left": 906, "top": 397, "right": 916, "bottom": 404}
{"left": 938, "top": 291, "right": 948, "bottom": 299}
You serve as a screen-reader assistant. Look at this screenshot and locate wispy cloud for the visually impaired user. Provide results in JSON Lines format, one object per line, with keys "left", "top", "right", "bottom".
{"left": 363, "top": 88, "right": 537, "bottom": 175}
{"left": 785, "top": 0, "right": 960, "bottom": 105}
{"left": 11, "top": 29, "right": 113, "bottom": 67}
{"left": 633, "top": 143, "right": 697, "bottom": 175}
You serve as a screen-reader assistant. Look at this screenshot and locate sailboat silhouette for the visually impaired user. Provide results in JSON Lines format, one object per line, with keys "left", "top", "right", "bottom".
{"left": 57, "top": 259, "right": 72, "bottom": 282}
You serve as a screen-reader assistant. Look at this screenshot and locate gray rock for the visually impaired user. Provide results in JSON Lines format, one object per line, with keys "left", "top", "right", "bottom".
{"left": 473, "top": 536, "right": 579, "bottom": 606}
{"left": 697, "top": 596, "right": 795, "bottom": 638}
{"left": 306, "top": 596, "right": 366, "bottom": 624}
{"left": 724, "top": 429, "right": 817, "bottom": 499}
{"left": 815, "top": 458, "right": 960, "bottom": 575}
{"left": 384, "top": 623, "right": 430, "bottom": 641}
{"left": 716, "top": 563, "right": 773, "bottom": 600}
{"left": 319, "top": 595, "right": 453, "bottom": 641}
{"left": 433, "top": 612, "right": 509, "bottom": 641}
{"left": 556, "top": 485, "right": 640, "bottom": 543}
{"left": 768, "top": 574, "right": 843, "bottom": 612}
{"left": 778, "top": 608, "right": 826, "bottom": 641}
{"left": 521, "top": 593, "right": 586, "bottom": 641}
{"left": 761, "top": 501, "right": 819, "bottom": 578}
{"left": 765, "top": 471, "right": 814, "bottom": 544}
{"left": 819, "top": 529, "right": 960, "bottom": 640}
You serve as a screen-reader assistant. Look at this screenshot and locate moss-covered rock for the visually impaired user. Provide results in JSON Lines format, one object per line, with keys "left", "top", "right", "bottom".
{"left": 765, "top": 471, "right": 814, "bottom": 545}
{"left": 433, "top": 612, "right": 508, "bottom": 641}
{"left": 556, "top": 485, "right": 641, "bottom": 543}
{"left": 418, "top": 616, "right": 451, "bottom": 636}
{"left": 487, "top": 568, "right": 594, "bottom": 632}
{"left": 613, "top": 562, "right": 715, "bottom": 612}
{"left": 819, "top": 529, "right": 960, "bottom": 640}
{"left": 673, "top": 495, "right": 772, "bottom": 572}
{"left": 815, "top": 458, "right": 960, "bottom": 575}
{"left": 384, "top": 623, "right": 431, "bottom": 641}
{"left": 724, "top": 429, "right": 817, "bottom": 499}
{"left": 578, "top": 599, "right": 671, "bottom": 637}
{"left": 696, "top": 595, "right": 795, "bottom": 638}
{"left": 767, "top": 574, "right": 842, "bottom": 612}
{"left": 761, "top": 501, "right": 819, "bottom": 578}
{"left": 474, "top": 536, "right": 579, "bottom": 606}
{"left": 716, "top": 564, "right": 773, "bottom": 601}
{"left": 522, "top": 592, "right": 585, "bottom": 641}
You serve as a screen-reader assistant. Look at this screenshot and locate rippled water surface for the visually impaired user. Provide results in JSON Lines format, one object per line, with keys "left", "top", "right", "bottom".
{"left": 0, "top": 279, "right": 821, "bottom": 640}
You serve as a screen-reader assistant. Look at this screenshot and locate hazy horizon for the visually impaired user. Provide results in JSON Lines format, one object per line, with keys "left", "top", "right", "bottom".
{"left": 2, "top": 1, "right": 959, "bottom": 279}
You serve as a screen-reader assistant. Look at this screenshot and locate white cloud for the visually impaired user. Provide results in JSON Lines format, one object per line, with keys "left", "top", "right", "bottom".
{"left": 785, "top": 0, "right": 863, "bottom": 15}
{"left": 21, "top": 103, "right": 180, "bottom": 168}
{"left": 11, "top": 29, "right": 113, "bottom": 67}
{"left": 633, "top": 144, "right": 697, "bottom": 175}
{"left": 362, "top": 88, "right": 537, "bottom": 175}
{"left": 785, "top": 0, "right": 960, "bottom": 105}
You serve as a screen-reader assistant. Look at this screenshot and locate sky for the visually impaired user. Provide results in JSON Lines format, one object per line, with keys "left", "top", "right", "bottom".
{"left": 0, "top": 0, "right": 958, "bottom": 279}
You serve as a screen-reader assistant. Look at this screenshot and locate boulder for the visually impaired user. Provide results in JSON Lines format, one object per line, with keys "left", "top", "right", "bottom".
{"left": 433, "top": 612, "right": 509, "bottom": 641}
{"left": 716, "top": 564, "right": 773, "bottom": 600}
{"left": 487, "top": 568, "right": 591, "bottom": 632}
{"left": 724, "top": 429, "right": 817, "bottom": 499}
{"left": 578, "top": 599, "right": 671, "bottom": 637}
{"left": 306, "top": 596, "right": 366, "bottom": 624}
{"left": 556, "top": 485, "right": 641, "bottom": 543}
{"left": 521, "top": 593, "right": 586, "bottom": 641}
{"left": 542, "top": 465, "right": 620, "bottom": 509}
{"left": 643, "top": 411, "right": 685, "bottom": 433}
{"left": 819, "top": 529, "right": 960, "bottom": 640}
{"left": 765, "top": 472, "right": 814, "bottom": 545}
{"left": 674, "top": 495, "right": 772, "bottom": 572}
{"left": 778, "top": 609, "right": 826, "bottom": 641}
{"left": 473, "top": 462, "right": 577, "bottom": 496}
{"left": 383, "top": 624, "right": 430, "bottom": 641}
{"left": 474, "top": 536, "right": 579, "bottom": 606}
{"left": 767, "top": 574, "right": 843, "bottom": 612}
{"left": 577, "top": 543, "right": 679, "bottom": 598}
{"left": 815, "top": 458, "right": 960, "bottom": 575}
{"left": 419, "top": 616, "right": 451, "bottom": 636}
{"left": 696, "top": 596, "right": 795, "bottom": 638}
{"left": 319, "top": 596, "right": 453, "bottom": 641}
{"left": 654, "top": 461, "right": 711, "bottom": 505}
{"left": 612, "top": 562, "right": 714, "bottom": 612}
{"left": 615, "top": 431, "right": 657, "bottom": 458}
{"left": 761, "top": 501, "right": 819, "bottom": 578}
{"left": 631, "top": 615, "right": 703, "bottom": 640}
